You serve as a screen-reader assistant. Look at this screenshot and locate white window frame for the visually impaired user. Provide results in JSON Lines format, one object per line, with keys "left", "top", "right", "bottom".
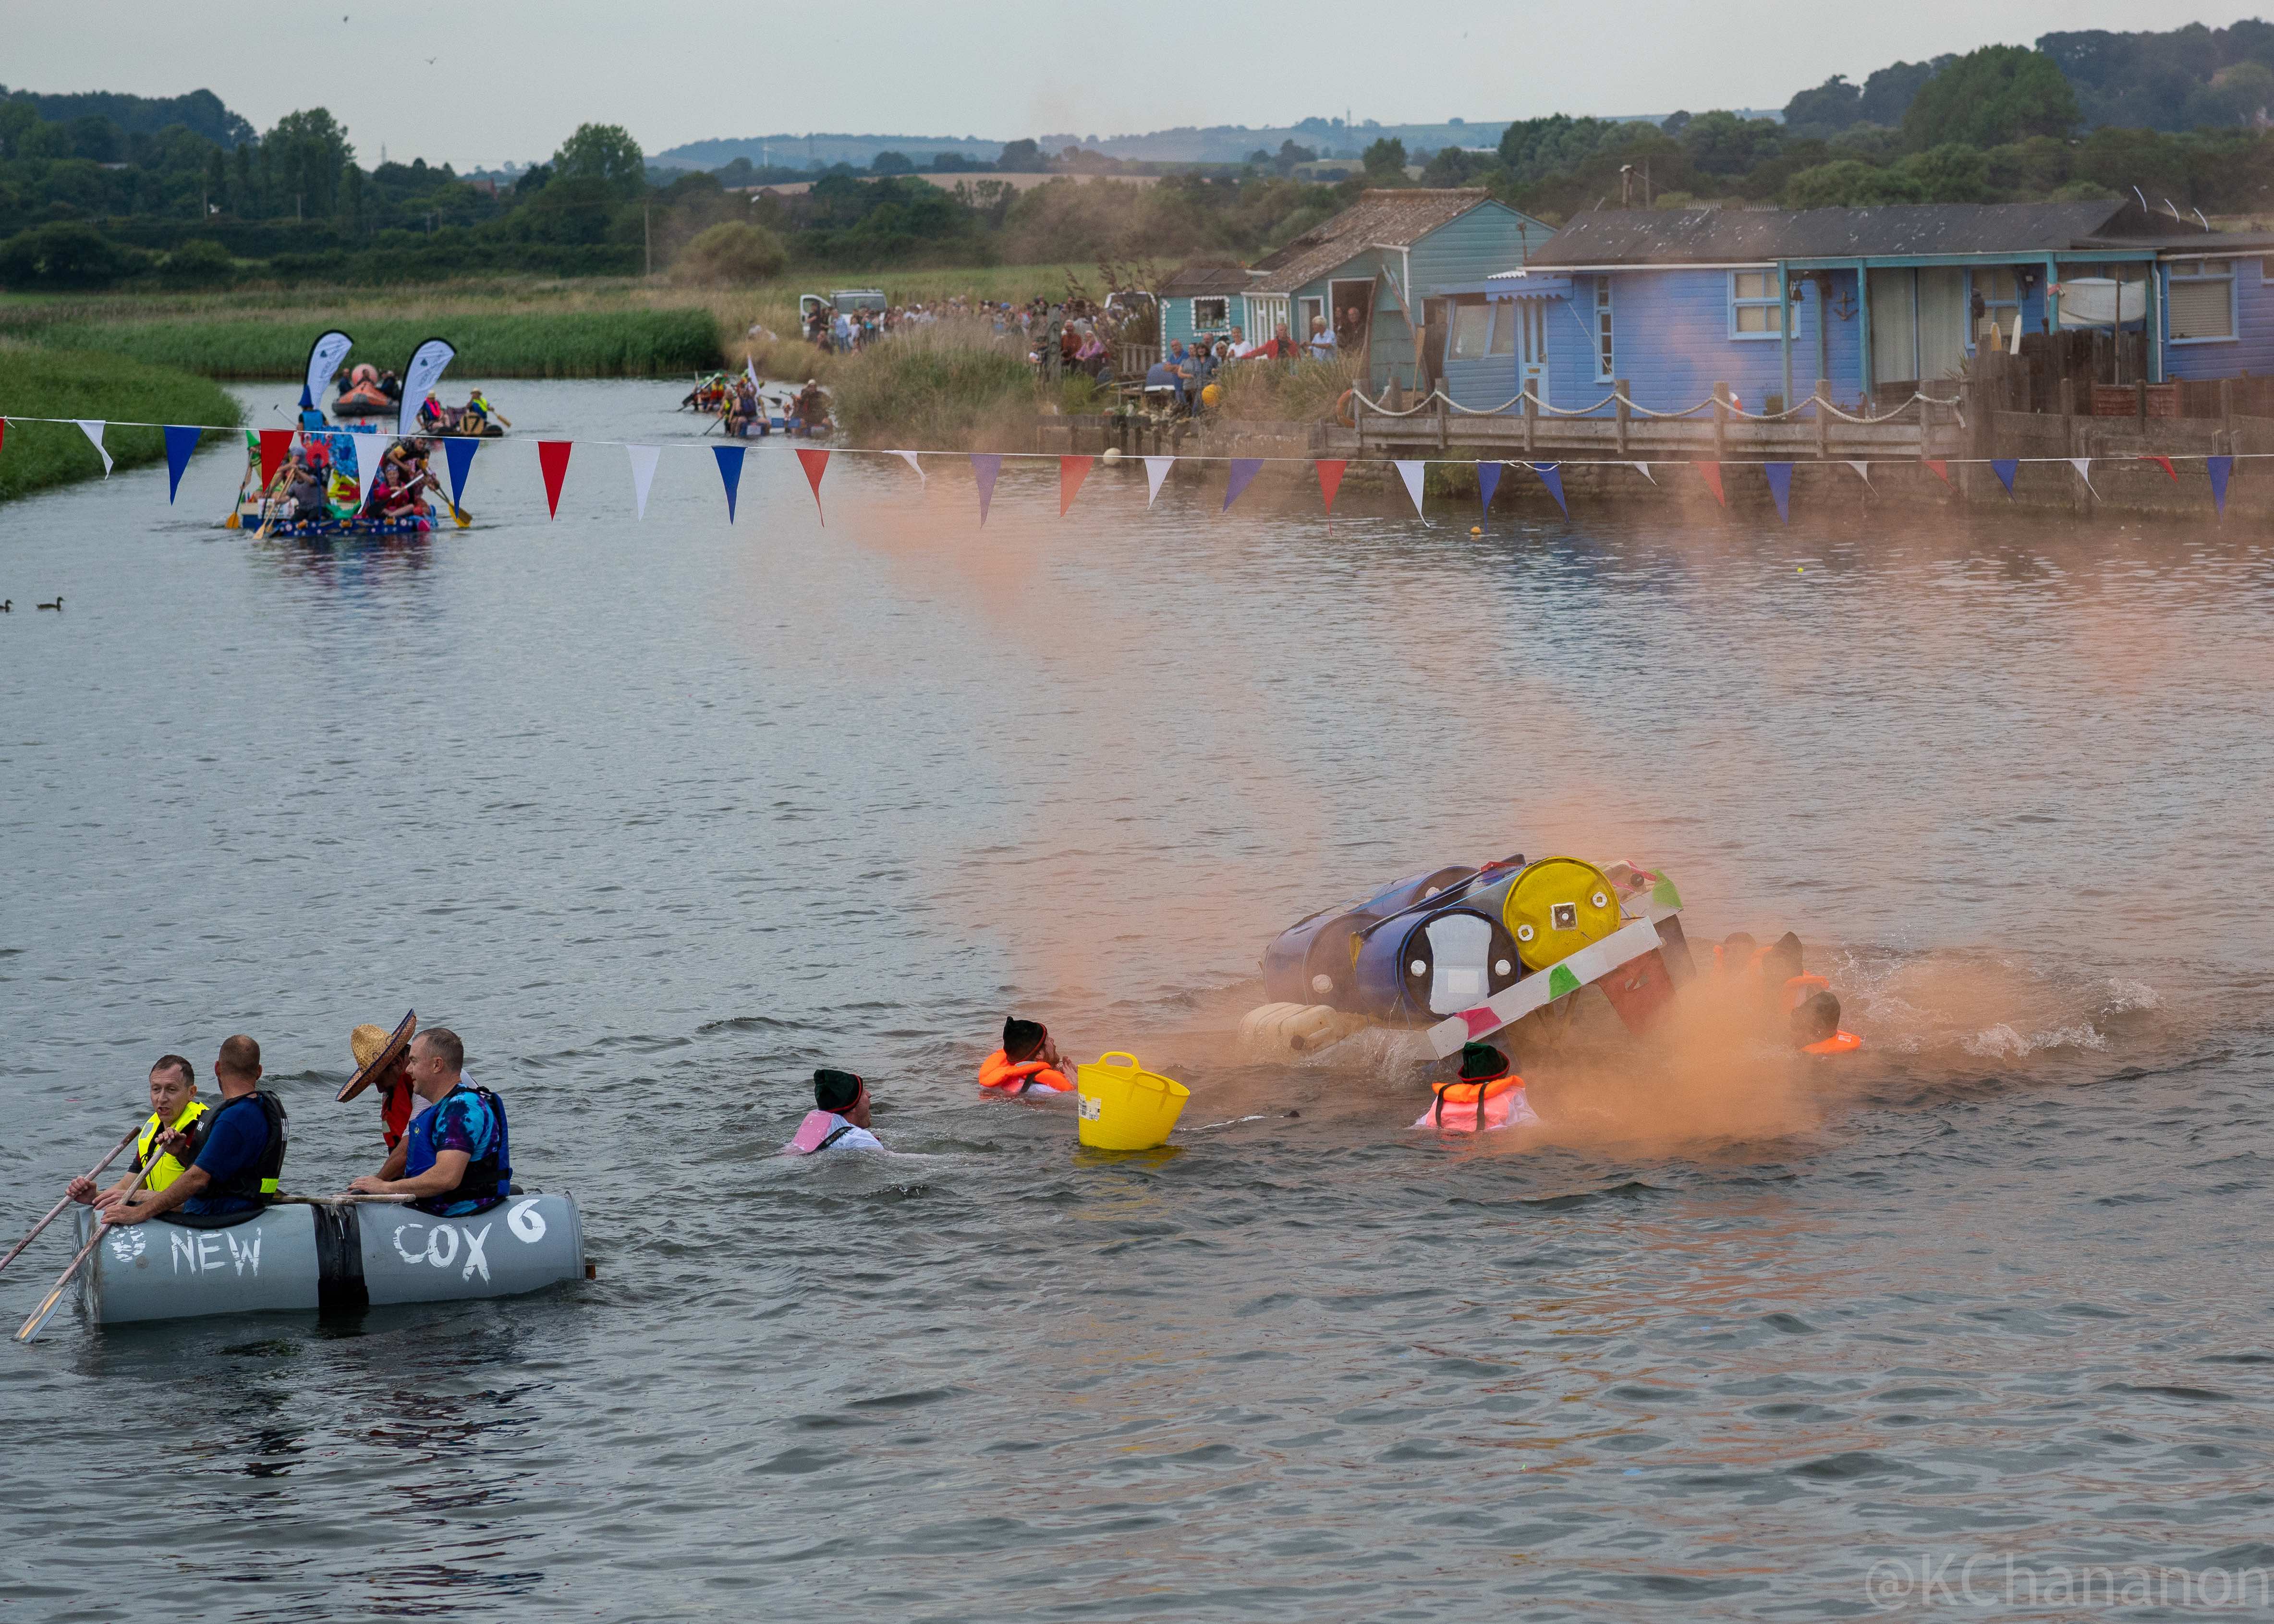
{"left": 1191, "top": 296, "right": 1230, "bottom": 332}
{"left": 2167, "top": 259, "right": 2238, "bottom": 345}
{"left": 1593, "top": 279, "right": 1615, "bottom": 380}
{"left": 1447, "top": 299, "right": 1493, "bottom": 361}
{"left": 1728, "top": 269, "right": 1783, "bottom": 340}
{"left": 1486, "top": 300, "right": 1515, "bottom": 357}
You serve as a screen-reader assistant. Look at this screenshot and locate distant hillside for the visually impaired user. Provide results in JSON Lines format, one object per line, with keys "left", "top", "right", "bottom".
{"left": 651, "top": 132, "right": 1003, "bottom": 170}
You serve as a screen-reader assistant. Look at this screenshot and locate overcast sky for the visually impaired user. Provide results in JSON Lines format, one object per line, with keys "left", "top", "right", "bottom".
{"left": 8, "top": 0, "right": 2263, "bottom": 169}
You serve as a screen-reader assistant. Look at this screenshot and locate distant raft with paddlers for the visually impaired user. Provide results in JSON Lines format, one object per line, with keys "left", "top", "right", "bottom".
{"left": 73, "top": 1194, "right": 585, "bottom": 1325}
{"left": 333, "top": 363, "right": 400, "bottom": 416}
{"left": 1243, "top": 854, "right": 1699, "bottom": 1057}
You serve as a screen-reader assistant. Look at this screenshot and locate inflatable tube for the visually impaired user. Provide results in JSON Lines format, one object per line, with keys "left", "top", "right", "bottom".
{"left": 77, "top": 1194, "right": 583, "bottom": 1325}
{"left": 1350, "top": 905, "right": 1523, "bottom": 1022}
{"left": 333, "top": 386, "right": 394, "bottom": 416}
{"left": 1263, "top": 866, "right": 1477, "bottom": 1008}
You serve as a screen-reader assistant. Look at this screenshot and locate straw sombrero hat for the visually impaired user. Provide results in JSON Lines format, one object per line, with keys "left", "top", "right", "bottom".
{"left": 339, "top": 1009, "right": 416, "bottom": 1103}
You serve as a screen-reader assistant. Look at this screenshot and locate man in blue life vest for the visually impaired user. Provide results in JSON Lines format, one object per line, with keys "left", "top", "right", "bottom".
{"left": 69, "top": 1054, "right": 210, "bottom": 1211}
{"left": 348, "top": 1027, "right": 511, "bottom": 1216}
{"left": 101, "top": 1035, "right": 286, "bottom": 1227}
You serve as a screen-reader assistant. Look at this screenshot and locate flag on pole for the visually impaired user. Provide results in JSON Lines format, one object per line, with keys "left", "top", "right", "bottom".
{"left": 714, "top": 443, "right": 745, "bottom": 522}
{"left": 74, "top": 420, "right": 111, "bottom": 477}
{"left": 2208, "top": 454, "right": 2233, "bottom": 516}
{"left": 537, "top": 440, "right": 571, "bottom": 518}
{"left": 894, "top": 450, "right": 925, "bottom": 482}
{"left": 2069, "top": 457, "right": 2095, "bottom": 497}
{"left": 1924, "top": 460, "right": 1950, "bottom": 486}
{"left": 1694, "top": 461, "right": 1724, "bottom": 506}
{"left": 1222, "top": 457, "right": 1263, "bottom": 512}
{"left": 162, "top": 426, "right": 200, "bottom": 504}
{"left": 1476, "top": 461, "right": 1501, "bottom": 516}
{"left": 971, "top": 452, "right": 1002, "bottom": 523}
{"left": 1143, "top": 455, "right": 1174, "bottom": 507}
{"left": 303, "top": 329, "right": 353, "bottom": 415}
{"left": 1529, "top": 462, "right": 1568, "bottom": 516}
{"left": 2143, "top": 454, "right": 2177, "bottom": 482}
{"left": 394, "top": 337, "right": 456, "bottom": 443}
{"left": 796, "top": 447, "right": 829, "bottom": 523}
{"left": 1990, "top": 458, "right": 2018, "bottom": 495}
{"left": 1847, "top": 461, "right": 1872, "bottom": 487}
{"left": 1763, "top": 461, "right": 1793, "bottom": 523}
{"left": 256, "top": 427, "right": 292, "bottom": 490}
{"left": 1059, "top": 455, "right": 1092, "bottom": 515}
{"left": 1393, "top": 460, "right": 1427, "bottom": 517}
{"left": 1630, "top": 462, "right": 1655, "bottom": 484}
{"left": 1314, "top": 459, "right": 1347, "bottom": 514}
{"left": 625, "top": 444, "right": 660, "bottom": 520}
{"left": 443, "top": 436, "right": 479, "bottom": 509}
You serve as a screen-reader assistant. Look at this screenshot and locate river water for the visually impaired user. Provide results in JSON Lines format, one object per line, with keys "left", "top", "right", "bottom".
{"left": 3, "top": 379, "right": 2273, "bottom": 1621}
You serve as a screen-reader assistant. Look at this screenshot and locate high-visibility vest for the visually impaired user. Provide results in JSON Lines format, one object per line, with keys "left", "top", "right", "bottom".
{"left": 135, "top": 1099, "right": 212, "bottom": 1192}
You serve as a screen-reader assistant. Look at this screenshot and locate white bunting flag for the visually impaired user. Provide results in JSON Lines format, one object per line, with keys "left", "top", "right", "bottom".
{"left": 76, "top": 420, "right": 110, "bottom": 476}
{"left": 1629, "top": 461, "right": 1655, "bottom": 485}
{"left": 1143, "top": 455, "right": 1175, "bottom": 508}
{"left": 1393, "top": 459, "right": 1427, "bottom": 517}
{"left": 2069, "top": 457, "right": 2096, "bottom": 496}
{"left": 1847, "top": 461, "right": 1873, "bottom": 487}
{"left": 625, "top": 444, "right": 660, "bottom": 520}
{"left": 894, "top": 450, "right": 926, "bottom": 482}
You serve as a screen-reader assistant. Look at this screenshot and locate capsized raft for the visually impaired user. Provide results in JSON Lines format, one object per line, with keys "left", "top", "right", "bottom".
{"left": 75, "top": 1194, "right": 584, "bottom": 1325}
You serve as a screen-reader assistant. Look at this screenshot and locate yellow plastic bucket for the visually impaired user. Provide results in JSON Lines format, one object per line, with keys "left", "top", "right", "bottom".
{"left": 1075, "top": 1052, "right": 1190, "bottom": 1151}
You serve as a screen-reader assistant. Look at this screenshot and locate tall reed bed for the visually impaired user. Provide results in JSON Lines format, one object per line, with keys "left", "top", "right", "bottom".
{"left": 0, "top": 344, "right": 241, "bottom": 502}
{"left": 17, "top": 310, "right": 722, "bottom": 379}
{"left": 825, "top": 322, "right": 1041, "bottom": 448}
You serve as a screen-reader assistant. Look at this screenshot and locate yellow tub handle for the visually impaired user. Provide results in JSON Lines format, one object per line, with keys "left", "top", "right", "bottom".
{"left": 1094, "top": 1052, "right": 1141, "bottom": 1070}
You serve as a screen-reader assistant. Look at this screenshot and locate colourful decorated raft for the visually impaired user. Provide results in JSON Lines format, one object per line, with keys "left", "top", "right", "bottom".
{"left": 1243, "top": 854, "right": 1696, "bottom": 1057}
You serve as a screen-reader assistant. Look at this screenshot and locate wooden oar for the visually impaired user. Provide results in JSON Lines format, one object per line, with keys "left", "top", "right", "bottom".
{"left": 15, "top": 1150, "right": 166, "bottom": 1343}
{"left": 0, "top": 1128, "right": 136, "bottom": 1278}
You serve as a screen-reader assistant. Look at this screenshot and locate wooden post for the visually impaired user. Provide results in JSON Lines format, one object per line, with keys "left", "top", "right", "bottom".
{"left": 1712, "top": 381, "right": 1728, "bottom": 462}
{"left": 1523, "top": 388, "right": 1537, "bottom": 461}
{"left": 2222, "top": 375, "right": 2235, "bottom": 451}
{"left": 1813, "top": 377, "right": 1829, "bottom": 460}
{"left": 2059, "top": 375, "right": 2076, "bottom": 459}
{"left": 1436, "top": 391, "right": 1449, "bottom": 454}
{"left": 1614, "top": 380, "right": 1630, "bottom": 457}
{"left": 1915, "top": 388, "right": 1928, "bottom": 464}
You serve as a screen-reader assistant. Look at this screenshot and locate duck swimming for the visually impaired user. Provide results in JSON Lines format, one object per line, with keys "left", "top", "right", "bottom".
{"left": 35, "top": 596, "right": 61, "bottom": 611}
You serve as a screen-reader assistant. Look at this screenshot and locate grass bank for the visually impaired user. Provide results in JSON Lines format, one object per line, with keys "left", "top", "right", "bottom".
{"left": 11, "top": 309, "right": 722, "bottom": 380}
{"left": 0, "top": 343, "right": 242, "bottom": 502}
{"left": 827, "top": 324, "right": 1045, "bottom": 448}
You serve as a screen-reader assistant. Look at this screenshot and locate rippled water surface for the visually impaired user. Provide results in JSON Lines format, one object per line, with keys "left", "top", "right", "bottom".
{"left": 4, "top": 379, "right": 2274, "bottom": 1621}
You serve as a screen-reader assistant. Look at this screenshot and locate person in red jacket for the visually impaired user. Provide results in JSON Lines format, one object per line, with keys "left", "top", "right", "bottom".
{"left": 978, "top": 1018, "right": 1073, "bottom": 1095}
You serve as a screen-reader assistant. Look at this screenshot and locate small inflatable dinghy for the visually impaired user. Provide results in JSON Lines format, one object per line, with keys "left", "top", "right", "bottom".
{"left": 74, "top": 1194, "right": 584, "bottom": 1325}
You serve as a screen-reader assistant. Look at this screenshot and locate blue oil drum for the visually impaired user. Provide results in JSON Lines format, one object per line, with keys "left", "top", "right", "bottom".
{"left": 1350, "top": 906, "right": 1525, "bottom": 1022}
{"left": 1263, "top": 866, "right": 1477, "bottom": 1008}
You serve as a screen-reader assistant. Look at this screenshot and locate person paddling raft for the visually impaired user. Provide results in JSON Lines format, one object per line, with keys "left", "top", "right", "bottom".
{"left": 348, "top": 1028, "right": 512, "bottom": 1216}
{"left": 101, "top": 1035, "right": 287, "bottom": 1228}
{"left": 1412, "top": 1042, "right": 1540, "bottom": 1134}
{"left": 68, "top": 1054, "right": 209, "bottom": 1212}
{"left": 979, "top": 1018, "right": 1073, "bottom": 1096}
{"left": 784, "top": 1069, "right": 885, "bottom": 1154}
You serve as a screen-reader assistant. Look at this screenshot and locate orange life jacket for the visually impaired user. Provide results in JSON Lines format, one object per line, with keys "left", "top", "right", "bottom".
{"left": 1425, "top": 1073, "right": 1524, "bottom": 1131}
{"left": 978, "top": 1049, "right": 1072, "bottom": 1093}
{"left": 1802, "top": 1030, "right": 1863, "bottom": 1055}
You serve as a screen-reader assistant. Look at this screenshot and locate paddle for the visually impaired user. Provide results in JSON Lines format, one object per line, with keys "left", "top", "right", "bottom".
{"left": 15, "top": 1147, "right": 166, "bottom": 1343}
{"left": 0, "top": 1128, "right": 137, "bottom": 1278}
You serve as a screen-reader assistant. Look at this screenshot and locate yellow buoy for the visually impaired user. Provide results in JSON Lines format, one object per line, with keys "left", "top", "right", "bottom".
{"left": 1470, "top": 526, "right": 1483, "bottom": 535}
{"left": 1201, "top": 382, "right": 1222, "bottom": 409}
{"left": 1075, "top": 1052, "right": 1190, "bottom": 1151}
{"left": 1501, "top": 857, "right": 1623, "bottom": 972}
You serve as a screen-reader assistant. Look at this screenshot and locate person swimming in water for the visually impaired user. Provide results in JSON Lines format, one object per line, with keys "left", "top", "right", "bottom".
{"left": 783, "top": 1069, "right": 885, "bottom": 1154}
{"left": 1791, "top": 989, "right": 1862, "bottom": 1055}
{"left": 1411, "top": 1042, "right": 1539, "bottom": 1133}
{"left": 978, "top": 1018, "right": 1073, "bottom": 1096}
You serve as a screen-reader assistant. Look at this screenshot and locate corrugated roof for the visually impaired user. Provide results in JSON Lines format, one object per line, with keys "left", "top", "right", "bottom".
{"left": 1518, "top": 200, "right": 2237, "bottom": 268}
{"left": 1158, "top": 266, "right": 1253, "bottom": 297}
{"left": 1246, "top": 189, "right": 1497, "bottom": 294}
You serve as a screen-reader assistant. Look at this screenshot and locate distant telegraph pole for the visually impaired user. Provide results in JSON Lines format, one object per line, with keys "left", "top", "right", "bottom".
{"left": 644, "top": 205, "right": 652, "bottom": 278}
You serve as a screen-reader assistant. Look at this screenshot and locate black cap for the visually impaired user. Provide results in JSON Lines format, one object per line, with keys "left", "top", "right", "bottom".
{"left": 1458, "top": 1042, "right": 1509, "bottom": 1083}
{"left": 1002, "top": 1018, "right": 1046, "bottom": 1059}
{"left": 814, "top": 1069, "right": 863, "bottom": 1112}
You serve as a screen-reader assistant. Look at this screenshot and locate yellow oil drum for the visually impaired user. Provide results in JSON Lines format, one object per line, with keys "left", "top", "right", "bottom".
{"left": 1075, "top": 1052, "right": 1190, "bottom": 1151}
{"left": 1501, "top": 856, "right": 1623, "bottom": 972}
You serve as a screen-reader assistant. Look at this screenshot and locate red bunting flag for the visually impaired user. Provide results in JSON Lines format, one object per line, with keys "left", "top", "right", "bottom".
{"left": 537, "top": 440, "right": 572, "bottom": 518}
{"left": 1058, "top": 455, "right": 1093, "bottom": 516}
{"left": 1694, "top": 460, "right": 1725, "bottom": 506}
{"left": 1315, "top": 459, "right": 1347, "bottom": 513}
{"left": 2143, "top": 454, "right": 2177, "bottom": 482}
{"left": 795, "top": 447, "right": 829, "bottom": 525}
{"left": 258, "top": 428, "right": 293, "bottom": 491}
{"left": 1924, "top": 460, "right": 1950, "bottom": 486}
{"left": 0, "top": 420, "right": 7, "bottom": 460}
